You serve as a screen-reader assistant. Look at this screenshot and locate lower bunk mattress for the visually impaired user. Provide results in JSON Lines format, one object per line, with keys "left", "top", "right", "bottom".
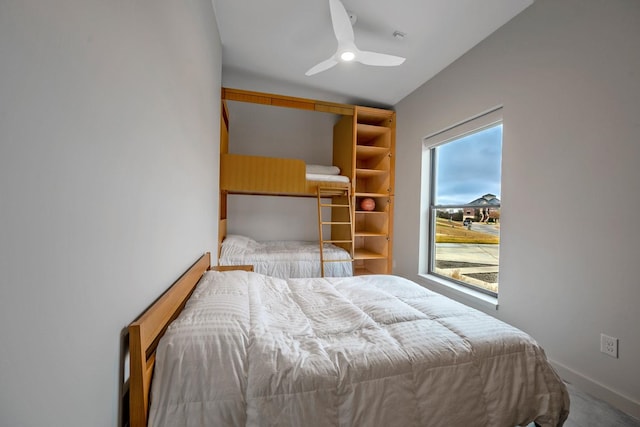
{"left": 149, "top": 271, "right": 570, "bottom": 427}
{"left": 219, "top": 234, "right": 352, "bottom": 278}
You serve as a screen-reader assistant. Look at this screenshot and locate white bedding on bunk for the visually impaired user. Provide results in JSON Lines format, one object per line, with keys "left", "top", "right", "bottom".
{"left": 220, "top": 234, "right": 352, "bottom": 278}
{"left": 306, "top": 164, "right": 341, "bottom": 175}
{"left": 304, "top": 163, "right": 348, "bottom": 183}
{"left": 305, "top": 173, "right": 350, "bottom": 183}
{"left": 149, "top": 271, "right": 570, "bottom": 427}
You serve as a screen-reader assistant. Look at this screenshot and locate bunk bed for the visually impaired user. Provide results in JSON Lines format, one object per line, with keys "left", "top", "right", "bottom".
{"left": 219, "top": 88, "right": 399, "bottom": 276}
{"left": 218, "top": 153, "right": 354, "bottom": 277}
{"left": 218, "top": 89, "right": 357, "bottom": 277}
{"left": 128, "top": 253, "right": 570, "bottom": 427}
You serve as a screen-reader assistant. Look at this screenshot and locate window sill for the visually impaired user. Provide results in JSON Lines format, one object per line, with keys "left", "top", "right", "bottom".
{"left": 416, "top": 273, "right": 499, "bottom": 311}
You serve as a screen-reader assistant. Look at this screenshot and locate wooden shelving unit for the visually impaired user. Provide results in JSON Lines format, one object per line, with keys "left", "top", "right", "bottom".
{"left": 219, "top": 88, "right": 395, "bottom": 276}
{"left": 333, "top": 106, "right": 395, "bottom": 275}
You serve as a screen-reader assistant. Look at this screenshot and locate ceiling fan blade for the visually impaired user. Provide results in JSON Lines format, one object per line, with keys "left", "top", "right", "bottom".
{"left": 329, "top": 0, "right": 354, "bottom": 44}
{"left": 305, "top": 57, "right": 339, "bottom": 76}
{"left": 357, "top": 50, "right": 406, "bottom": 67}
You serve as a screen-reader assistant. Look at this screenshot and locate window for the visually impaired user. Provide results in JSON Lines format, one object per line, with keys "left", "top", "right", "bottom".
{"left": 422, "top": 108, "right": 502, "bottom": 297}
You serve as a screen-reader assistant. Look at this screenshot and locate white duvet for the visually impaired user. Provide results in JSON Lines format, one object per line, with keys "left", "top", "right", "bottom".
{"left": 149, "top": 272, "right": 569, "bottom": 427}
{"left": 220, "top": 234, "right": 353, "bottom": 278}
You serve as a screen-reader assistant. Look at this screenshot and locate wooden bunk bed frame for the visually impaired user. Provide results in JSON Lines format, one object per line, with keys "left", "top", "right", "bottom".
{"left": 222, "top": 87, "right": 354, "bottom": 116}
{"left": 218, "top": 88, "right": 396, "bottom": 275}
{"left": 218, "top": 88, "right": 356, "bottom": 259}
{"left": 127, "top": 253, "right": 253, "bottom": 427}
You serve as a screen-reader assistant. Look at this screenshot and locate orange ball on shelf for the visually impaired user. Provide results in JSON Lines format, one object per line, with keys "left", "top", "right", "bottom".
{"left": 360, "top": 198, "right": 375, "bottom": 211}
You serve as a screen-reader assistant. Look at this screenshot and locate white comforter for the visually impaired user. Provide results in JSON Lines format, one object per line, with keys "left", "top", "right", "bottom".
{"left": 219, "top": 234, "right": 352, "bottom": 278}
{"left": 149, "top": 272, "right": 569, "bottom": 427}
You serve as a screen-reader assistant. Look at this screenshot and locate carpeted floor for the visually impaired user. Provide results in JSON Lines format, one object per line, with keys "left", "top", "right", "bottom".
{"left": 527, "top": 382, "right": 639, "bottom": 427}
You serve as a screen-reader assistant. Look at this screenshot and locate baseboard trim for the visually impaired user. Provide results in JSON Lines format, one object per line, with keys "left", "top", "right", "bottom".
{"left": 550, "top": 359, "right": 640, "bottom": 421}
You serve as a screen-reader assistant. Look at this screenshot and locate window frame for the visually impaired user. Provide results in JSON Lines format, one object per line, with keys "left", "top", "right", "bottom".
{"left": 420, "top": 107, "right": 503, "bottom": 300}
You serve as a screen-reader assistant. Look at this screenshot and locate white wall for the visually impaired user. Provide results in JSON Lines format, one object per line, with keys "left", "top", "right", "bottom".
{"left": 394, "top": 0, "right": 640, "bottom": 418}
{"left": 0, "top": 1, "right": 222, "bottom": 426}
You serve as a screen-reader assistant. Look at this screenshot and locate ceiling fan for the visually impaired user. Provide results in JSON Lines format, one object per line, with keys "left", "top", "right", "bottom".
{"left": 305, "top": 0, "right": 406, "bottom": 76}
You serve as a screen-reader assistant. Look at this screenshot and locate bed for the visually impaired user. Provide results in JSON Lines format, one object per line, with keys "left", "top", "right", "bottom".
{"left": 129, "top": 253, "right": 569, "bottom": 427}
{"left": 218, "top": 159, "right": 354, "bottom": 278}
{"left": 219, "top": 234, "right": 353, "bottom": 278}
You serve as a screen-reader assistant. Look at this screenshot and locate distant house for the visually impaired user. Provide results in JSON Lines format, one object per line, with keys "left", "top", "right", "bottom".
{"left": 463, "top": 193, "right": 501, "bottom": 223}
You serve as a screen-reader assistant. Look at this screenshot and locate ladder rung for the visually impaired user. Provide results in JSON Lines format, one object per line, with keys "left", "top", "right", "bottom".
{"left": 322, "top": 259, "right": 354, "bottom": 263}
{"left": 317, "top": 190, "right": 349, "bottom": 194}
{"left": 320, "top": 203, "right": 350, "bottom": 208}
{"left": 321, "top": 221, "right": 351, "bottom": 225}
{"left": 322, "top": 240, "right": 353, "bottom": 243}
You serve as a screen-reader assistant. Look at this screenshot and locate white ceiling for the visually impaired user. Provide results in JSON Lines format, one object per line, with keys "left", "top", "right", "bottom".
{"left": 212, "top": 0, "right": 533, "bottom": 107}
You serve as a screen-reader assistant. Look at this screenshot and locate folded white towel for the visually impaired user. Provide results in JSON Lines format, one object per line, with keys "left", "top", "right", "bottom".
{"left": 306, "top": 164, "right": 340, "bottom": 175}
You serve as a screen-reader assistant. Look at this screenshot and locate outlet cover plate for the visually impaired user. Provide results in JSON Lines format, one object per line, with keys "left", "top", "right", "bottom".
{"left": 600, "top": 333, "right": 618, "bottom": 358}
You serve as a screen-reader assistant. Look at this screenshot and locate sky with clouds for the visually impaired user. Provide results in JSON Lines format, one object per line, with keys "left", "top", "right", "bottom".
{"left": 434, "top": 124, "right": 502, "bottom": 206}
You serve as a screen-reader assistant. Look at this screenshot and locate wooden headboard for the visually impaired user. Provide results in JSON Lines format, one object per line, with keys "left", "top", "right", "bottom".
{"left": 128, "top": 252, "right": 211, "bottom": 427}
{"left": 127, "top": 253, "right": 253, "bottom": 427}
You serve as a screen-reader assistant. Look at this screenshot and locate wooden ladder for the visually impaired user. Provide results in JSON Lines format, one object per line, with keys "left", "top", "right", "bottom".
{"left": 316, "top": 186, "right": 354, "bottom": 277}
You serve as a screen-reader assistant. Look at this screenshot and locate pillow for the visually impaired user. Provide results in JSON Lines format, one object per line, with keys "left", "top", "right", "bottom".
{"left": 305, "top": 164, "right": 341, "bottom": 175}
{"left": 222, "top": 234, "right": 257, "bottom": 249}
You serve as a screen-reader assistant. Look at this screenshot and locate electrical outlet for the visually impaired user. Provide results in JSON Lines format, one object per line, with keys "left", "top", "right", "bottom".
{"left": 600, "top": 334, "right": 618, "bottom": 358}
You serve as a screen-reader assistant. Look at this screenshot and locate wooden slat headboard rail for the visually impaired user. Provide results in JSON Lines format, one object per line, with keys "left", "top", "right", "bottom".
{"left": 128, "top": 252, "right": 211, "bottom": 427}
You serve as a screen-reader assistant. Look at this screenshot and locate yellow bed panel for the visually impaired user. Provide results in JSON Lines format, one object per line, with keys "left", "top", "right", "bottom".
{"left": 221, "top": 154, "right": 349, "bottom": 197}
